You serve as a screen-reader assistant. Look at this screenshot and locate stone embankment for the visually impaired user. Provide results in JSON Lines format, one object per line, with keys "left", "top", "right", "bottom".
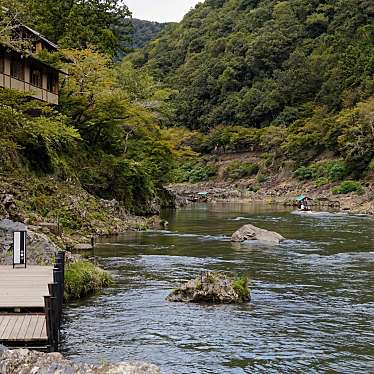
{"left": 0, "top": 346, "right": 164, "bottom": 374}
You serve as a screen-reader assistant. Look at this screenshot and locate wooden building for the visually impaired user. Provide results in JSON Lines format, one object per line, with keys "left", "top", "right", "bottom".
{"left": 0, "top": 23, "right": 62, "bottom": 105}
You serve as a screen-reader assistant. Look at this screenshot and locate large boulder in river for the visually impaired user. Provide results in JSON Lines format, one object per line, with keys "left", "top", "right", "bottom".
{"left": 231, "top": 224, "right": 284, "bottom": 244}
{"left": 0, "top": 345, "right": 164, "bottom": 374}
{"left": 167, "top": 272, "right": 250, "bottom": 304}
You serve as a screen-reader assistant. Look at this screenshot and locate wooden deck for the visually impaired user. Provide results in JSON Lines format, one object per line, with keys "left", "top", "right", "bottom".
{"left": 0, "top": 266, "right": 53, "bottom": 309}
{"left": 0, "top": 254, "right": 65, "bottom": 350}
{"left": 0, "top": 314, "right": 47, "bottom": 342}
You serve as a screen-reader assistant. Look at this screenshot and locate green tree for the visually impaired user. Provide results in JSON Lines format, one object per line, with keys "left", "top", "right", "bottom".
{"left": 26, "top": 0, "right": 132, "bottom": 57}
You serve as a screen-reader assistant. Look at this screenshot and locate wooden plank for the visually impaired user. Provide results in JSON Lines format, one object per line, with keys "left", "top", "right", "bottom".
{"left": 16, "top": 314, "right": 31, "bottom": 339}
{"left": 33, "top": 315, "right": 46, "bottom": 339}
{"left": 24, "top": 316, "right": 38, "bottom": 340}
{"left": 0, "top": 316, "right": 10, "bottom": 339}
{"left": 1, "top": 316, "right": 16, "bottom": 340}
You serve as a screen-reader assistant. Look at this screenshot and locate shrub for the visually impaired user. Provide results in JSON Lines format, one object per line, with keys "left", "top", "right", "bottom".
{"left": 294, "top": 166, "right": 314, "bottom": 180}
{"left": 332, "top": 180, "right": 363, "bottom": 195}
{"left": 224, "top": 161, "right": 259, "bottom": 180}
{"left": 327, "top": 161, "right": 348, "bottom": 181}
{"left": 189, "top": 164, "right": 218, "bottom": 182}
{"left": 173, "top": 161, "right": 218, "bottom": 183}
{"left": 294, "top": 160, "right": 348, "bottom": 182}
{"left": 64, "top": 260, "right": 113, "bottom": 301}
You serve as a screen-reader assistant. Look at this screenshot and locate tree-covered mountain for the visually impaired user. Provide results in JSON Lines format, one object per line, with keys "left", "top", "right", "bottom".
{"left": 131, "top": 0, "right": 373, "bottom": 130}
{"left": 129, "top": 0, "right": 374, "bottom": 177}
{"left": 131, "top": 19, "right": 171, "bottom": 49}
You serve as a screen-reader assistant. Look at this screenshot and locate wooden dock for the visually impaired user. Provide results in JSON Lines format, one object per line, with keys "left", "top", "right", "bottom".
{"left": 0, "top": 266, "right": 53, "bottom": 309}
{"left": 0, "top": 253, "right": 65, "bottom": 350}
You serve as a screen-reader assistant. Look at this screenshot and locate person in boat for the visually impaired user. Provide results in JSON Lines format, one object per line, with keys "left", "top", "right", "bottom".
{"left": 297, "top": 196, "right": 311, "bottom": 211}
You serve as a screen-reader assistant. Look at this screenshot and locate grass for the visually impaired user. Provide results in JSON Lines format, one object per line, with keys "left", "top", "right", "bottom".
{"left": 232, "top": 275, "right": 250, "bottom": 302}
{"left": 64, "top": 260, "right": 113, "bottom": 302}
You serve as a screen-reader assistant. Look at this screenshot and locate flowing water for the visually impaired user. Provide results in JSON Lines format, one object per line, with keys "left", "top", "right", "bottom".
{"left": 61, "top": 203, "right": 374, "bottom": 373}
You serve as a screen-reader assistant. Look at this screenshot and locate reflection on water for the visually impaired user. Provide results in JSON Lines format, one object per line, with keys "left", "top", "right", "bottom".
{"left": 61, "top": 203, "right": 374, "bottom": 373}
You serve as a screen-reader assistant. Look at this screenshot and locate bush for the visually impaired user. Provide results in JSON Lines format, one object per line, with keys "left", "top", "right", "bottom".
{"left": 64, "top": 260, "right": 113, "bottom": 302}
{"left": 224, "top": 161, "right": 259, "bottom": 180}
{"left": 294, "top": 160, "right": 348, "bottom": 182}
{"left": 189, "top": 164, "right": 218, "bottom": 182}
{"left": 327, "top": 161, "right": 348, "bottom": 181}
{"left": 332, "top": 180, "right": 364, "bottom": 195}
{"left": 173, "top": 161, "right": 218, "bottom": 183}
{"left": 294, "top": 166, "right": 314, "bottom": 180}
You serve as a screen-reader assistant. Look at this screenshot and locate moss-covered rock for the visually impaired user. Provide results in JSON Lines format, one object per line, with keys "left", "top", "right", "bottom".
{"left": 167, "top": 272, "right": 250, "bottom": 304}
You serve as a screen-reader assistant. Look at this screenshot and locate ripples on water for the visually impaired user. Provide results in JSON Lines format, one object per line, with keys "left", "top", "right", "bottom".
{"left": 62, "top": 203, "right": 374, "bottom": 373}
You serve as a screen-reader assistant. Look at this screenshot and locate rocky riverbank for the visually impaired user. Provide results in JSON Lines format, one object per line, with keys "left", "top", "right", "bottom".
{"left": 167, "top": 177, "right": 374, "bottom": 215}
{"left": 0, "top": 346, "right": 163, "bottom": 374}
{"left": 0, "top": 176, "right": 166, "bottom": 251}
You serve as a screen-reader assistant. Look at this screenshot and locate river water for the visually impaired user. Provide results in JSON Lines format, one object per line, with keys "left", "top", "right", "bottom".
{"left": 61, "top": 203, "right": 374, "bottom": 373}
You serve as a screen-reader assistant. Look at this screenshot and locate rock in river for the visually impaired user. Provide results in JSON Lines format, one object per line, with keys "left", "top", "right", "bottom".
{"left": 231, "top": 224, "right": 284, "bottom": 244}
{"left": 167, "top": 272, "right": 250, "bottom": 304}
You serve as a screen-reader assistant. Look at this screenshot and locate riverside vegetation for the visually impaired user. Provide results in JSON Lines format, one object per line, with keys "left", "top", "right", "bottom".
{"left": 0, "top": 0, "right": 373, "bottom": 300}
{"left": 130, "top": 0, "right": 373, "bottom": 206}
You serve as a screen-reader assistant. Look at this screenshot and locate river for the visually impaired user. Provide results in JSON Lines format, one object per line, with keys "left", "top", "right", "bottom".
{"left": 61, "top": 202, "right": 374, "bottom": 373}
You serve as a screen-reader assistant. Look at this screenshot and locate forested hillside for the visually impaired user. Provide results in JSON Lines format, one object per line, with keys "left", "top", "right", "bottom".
{"left": 129, "top": 0, "right": 374, "bottom": 180}
{"left": 131, "top": 19, "right": 171, "bottom": 49}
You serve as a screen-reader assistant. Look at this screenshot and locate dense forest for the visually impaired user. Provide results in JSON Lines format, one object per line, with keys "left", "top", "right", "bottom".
{"left": 130, "top": 0, "right": 374, "bottom": 181}
{"left": 131, "top": 19, "right": 171, "bottom": 49}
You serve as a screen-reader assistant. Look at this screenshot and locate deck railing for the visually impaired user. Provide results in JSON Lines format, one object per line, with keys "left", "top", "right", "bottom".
{"left": 44, "top": 251, "right": 65, "bottom": 351}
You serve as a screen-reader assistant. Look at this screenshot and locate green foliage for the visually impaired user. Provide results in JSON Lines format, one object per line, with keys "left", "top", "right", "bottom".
{"left": 0, "top": 47, "right": 181, "bottom": 215}
{"left": 173, "top": 161, "right": 218, "bottom": 183}
{"left": 23, "top": 0, "right": 132, "bottom": 57}
{"left": 130, "top": 19, "right": 171, "bottom": 50}
{"left": 0, "top": 89, "right": 80, "bottom": 174}
{"left": 224, "top": 161, "right": 259, "bottom": 180}
{"left": 127, "top": 0, "right": 374, "bottom": 179}
{"left": 294, "top": 160, "right": 348, "bottom": 182}
{"left": 232, "top": 275, "right": 250, "bottom": 302}
{"left": 132, "top": 0, "right": 374, "bottom": 131}
{"left": 64, "top": 260, "right": 113, "bottom": 302}
{"left": 332, "top": 181, "right": 364, "bottom": 195}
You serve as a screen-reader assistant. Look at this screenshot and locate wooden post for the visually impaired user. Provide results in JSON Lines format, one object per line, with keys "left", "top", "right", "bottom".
{"left": 48, "top": 282, "right": 59, "bottom": 350}
{"left": 57, "top": 251, "right": 65, "bottom": 313}
{"left": 53, "top": 267, "right": 62, "bottom": 325}
{"left": 44, "top": 295, "right": 55, "bottom": 352}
